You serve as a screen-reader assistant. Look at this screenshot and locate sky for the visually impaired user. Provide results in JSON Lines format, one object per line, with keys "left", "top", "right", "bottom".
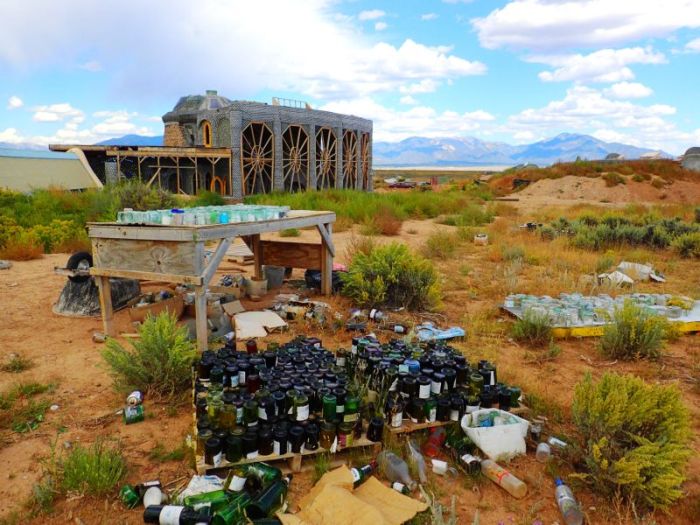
{"left": 1, "top": 0, "right": 699, "bottom": 154}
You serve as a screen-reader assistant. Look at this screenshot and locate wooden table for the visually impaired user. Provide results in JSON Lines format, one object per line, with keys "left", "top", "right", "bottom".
{"left": 87, "top": 210, "right": 336, "bottom": 350}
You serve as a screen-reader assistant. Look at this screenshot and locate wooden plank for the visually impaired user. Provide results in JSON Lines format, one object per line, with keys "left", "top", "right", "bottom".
{"left": 260, "top": 241, "right": 322, "bottom": 269}
{"left": 194, "top": 286, "right": 208, "bottom": 351}
{"left": 195, "top": 435, "right": 380, "bottom": 475}
{"left": 90, "top": 267, "right": 202, "bottom": 286}
{"left": 388, "top": 419, "right": 453, "bottom": 435}
{"left": 87, "top": 211, "right": 336, "bottom": 242}
{"left": 92, "top": 238, "right": 198, "bottom": 275}
{"left": 95, "top": 276, "right": 115, "bottom": 336}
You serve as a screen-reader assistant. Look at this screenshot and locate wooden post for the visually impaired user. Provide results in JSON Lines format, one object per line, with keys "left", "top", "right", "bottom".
{"left": 194, "top": 285, "right": 208, "bottom": 351}
{"left": 96, "top": 276, "right": 115, "bottom": 336}
{"left": 251, "top": 234, "right": 263, "bottom": 279}
{"left": 319, "top": 222, "right": 333, "bottom": 295}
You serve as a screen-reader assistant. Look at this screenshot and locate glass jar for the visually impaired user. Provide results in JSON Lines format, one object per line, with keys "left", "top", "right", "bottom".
{"left": 220, "top": 402, "right": 237, "bottom": 431}
{"left": 197, "top": 428, "right": 213, "bottom": 456}
{"left": 417, "top": 376, "right": 432, "bottom": 399}
{"left": 320, "top": 421, "right": 336, "bottom": 449}
{"left": 207, "top": 397, "right": 224, "bottom": 427}
{"left": 204, "top": 437, "right": 222, "bottom": 466}
{"left": 469, "top": 372, "right": 484, "bottom": 395}
{"left": 273, "top": 427, "right": 288, "bottom": 455}
{"left": 424, "top": 397, "right": 437, "bottom": 423}
{"left": 338, "top": 422, "right": 353, "bottom": 450}
{"left": 305, "top": 423, "right": 320, "bottom": 451}
{"left": 367, "top": 416, "right": 384, "bottom": 443}
{"left": 244, "top": 400, "right": 259, "bottom": 427}
{"left": 293, "top": 393, "right": 310, "bottom": 422}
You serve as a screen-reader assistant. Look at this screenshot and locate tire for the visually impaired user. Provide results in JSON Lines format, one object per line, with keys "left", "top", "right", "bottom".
{"left": 66, "top": 251, "right": 93, "bottom": 283}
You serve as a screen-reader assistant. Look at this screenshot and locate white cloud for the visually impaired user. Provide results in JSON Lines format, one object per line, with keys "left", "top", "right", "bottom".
{"left": 358, "top": 9, "right": 385, "bottom": 21}
{"left": 7, "top": 96, "right": 23, "bottom": 110}
{"left": 513, "top": 130, "right": 536, "bottom": 143}
{"left": 0, "top": 128, "right": 25, "bottom": 144}
{"left": 79, "top": 60, "right": 102, "bottom": 72}
{"left": 321, "top": 98, "right": 494, "bottom": 142}
{"left": 399, "top": 79, "right": 441, "bottom": 94}
{"left": 374, "top": 21, "right": 387, "bottom": 31}
{"left": 473, "top": 0, "right": 700, "bottom": 51}
{"left": 505, "top": 85, "right": 695, "bottom": 153}
{"left": 399, "top": 95, "right": 418, "bottom": 105}
{"left": 532, "top": 47, "right": 666, "bottom": 83}
{"left": 32, "top": 103, "right": 83, "bottom": 122}
{"left": 605, "top": 81, "right": 653, "bottom": 99}
{"left": 685, "top": 37, "right": 700, "bottom": 52}
{"left": 421, "top": 13, "right": 438, "bottom": 21}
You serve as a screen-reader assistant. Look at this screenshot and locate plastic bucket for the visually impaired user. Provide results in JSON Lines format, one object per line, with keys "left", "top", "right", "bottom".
{"left": 243, "top": 277, "right": 268, "bottom": 298}
{"left": 263, "top": 265, "right": 285, "bottom": 289}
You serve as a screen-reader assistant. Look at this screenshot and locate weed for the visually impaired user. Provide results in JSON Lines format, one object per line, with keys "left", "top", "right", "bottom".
{"left": 28, "top": 476, "right": 57, "bottom": 515}
{"left": 603, "top": 172, "right": 626, "bottom": 186}
{"left": 1, "top": 354, "right": 34, "bottom": 373}
{"left": 438, "top": 203, "right": 494, "bottom": 227}
{"left": 671, "top": 232, "right": 700, "bottom": 258}
{"left": 0, "top": 234, "right": 43, "bottom": 260}
{"left": 595, "top": 253, "right": 615, "bottom": 273}
{"left": 572, "top": 372, "right": 691, "bottom": 511}
{"left": 511, "top": 310, "right": 552, "bottom": 347}
{"left": 599, "top": 301, "right": 668, "bottom": 360}
{"left": 418, "top": 486, "right": 457, "bottom": 525}
{"left": 60, "top": 439, "right": 127, "bottom": 496}
{"left": 189, "top": 190, "right": 225, "bottom": 207}
{"left": 149, "top": 441, "right": 187, "bottom": 463}
{"left": 102, "top": 312, "right": 197, "bottom": 399}
{"left": 313, "top": 452, "right": 331, "bottom": 484}
{"left": 421, "top": 231, "right": 458, "bottom": 259}
{"left": 651, "top": 177, "right": 665, "bottom": 189}
{"left": 279, "top": 228, "right": 301, "bottom": 238}
{"left": 373, "top": 206, "right": 403, "bottom": 236}
{"left": 501, "top": 245, "right": 525, "bottom": 262}
{"left": 342, "top": 242, "right": 440, "bottom": 310}
{"left": 522, "top": 391, "right": 564, "bottom": 423}
{"left": 0, "top": 382, "right": 56, "bottom": 433}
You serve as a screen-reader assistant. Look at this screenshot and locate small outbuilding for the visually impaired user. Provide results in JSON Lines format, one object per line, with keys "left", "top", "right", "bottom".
{"left": 682, "top": 147, "right": 700, "bottom": 172}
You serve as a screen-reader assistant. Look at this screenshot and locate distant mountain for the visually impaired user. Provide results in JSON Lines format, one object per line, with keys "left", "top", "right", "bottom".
{"left": 374, "top": 133, "right": 670, "bottom": 166}
{"left": 96, "top": 134, "right": 163, "bottom": 146}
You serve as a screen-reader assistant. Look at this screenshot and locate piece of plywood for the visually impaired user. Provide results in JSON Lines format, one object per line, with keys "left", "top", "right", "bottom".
{"left": 233, "top": 311, "right": 287, "bottom": 340}
{"left": 93, "top": 238, "right": 198, "bottom": 275}
{"left": 260, "top": 241, "right": 322, "bottom": 270}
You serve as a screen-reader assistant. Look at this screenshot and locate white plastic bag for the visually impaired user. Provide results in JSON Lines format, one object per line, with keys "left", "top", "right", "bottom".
{"left": 461, "top": 409, "right": 529, "bottom": 461}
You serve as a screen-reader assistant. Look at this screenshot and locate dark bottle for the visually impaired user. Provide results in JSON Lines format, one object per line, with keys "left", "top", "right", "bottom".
{"left": 258, "top": 426, "right": 274, "bottom": 456}
{"left": 143, "top": 505, "right": 212, "bottom": 524}
{"left": 246, "top": 339, "right": 259, "bottom": 355}
{"left": 245, "top": 475, "right": 293, "bottom": 520}
{"left": 288, "top": 425, "right": 305, "bottom": 453}
{"left": 273, "top": 427, "right": 289, "bottom": 455}
{"left": 350, "top": 461, "right": 377, "bottom": 487}
{"left": 305, "top": 422, "right": 320, "bottom": 451}
{"left": 366, "top": 416, "right": 384, "bottom": 443}
{"left": 225, "top": 434, "right": 242, "bottom": 463}
{"left": 204, "top": 437, "right": 223, "bottom": 466}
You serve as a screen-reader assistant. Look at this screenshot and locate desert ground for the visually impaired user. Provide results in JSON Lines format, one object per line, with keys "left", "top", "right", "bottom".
{"left": 1, "top": 182, "right": 699, "bottom": 525}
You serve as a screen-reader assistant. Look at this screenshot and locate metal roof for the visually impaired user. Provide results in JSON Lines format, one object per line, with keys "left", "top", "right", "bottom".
{"left": 0, "top": 155, "right": 101, "bottom": 192}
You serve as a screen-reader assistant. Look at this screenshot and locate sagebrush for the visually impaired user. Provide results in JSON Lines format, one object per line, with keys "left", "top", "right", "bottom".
{"left": 102, "top": 312, "right": 197, "bottom": 399}
{"left": 572, "top": 372, "right": 691, "bottom": 512}
{"left": 341, "top": 242, "right": 440, "bottom": 310}
{"left": 599, "top": 301, "right": 668, "bottom": 360}
{"left": 511, "top": 310, "right": 552, "bottom": 347}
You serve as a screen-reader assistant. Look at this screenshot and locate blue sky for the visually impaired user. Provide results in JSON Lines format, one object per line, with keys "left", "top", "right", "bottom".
{"left": 1, "top": 0, "right": 699, "bottom": 153}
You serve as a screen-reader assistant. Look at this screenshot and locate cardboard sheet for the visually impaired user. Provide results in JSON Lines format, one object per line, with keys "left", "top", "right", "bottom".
{"left": 233, "top": 310, "right": 287, "bottom": 339}
{"left": 278, "top": 466, "right": 427, "bottom": 525}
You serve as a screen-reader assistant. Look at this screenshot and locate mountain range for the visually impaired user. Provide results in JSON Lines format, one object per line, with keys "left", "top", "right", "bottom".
{"left": 1, "top": 132, "right": 670, "bottom": 165}
{"left": 373, "top": 133, "right": 670, "bottom": 166}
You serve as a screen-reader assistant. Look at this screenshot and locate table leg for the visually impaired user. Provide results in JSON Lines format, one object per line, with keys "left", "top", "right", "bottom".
{"left": 96, "top": 276, "right": 115, "bottom": 336}
{"left": 251, "top": 234, "right": 262, "bottom": 279}
{"left": 320, "top": 222, "right": 333, "bottom": 295}
{"left": 194, "top": 285, "right": 208, "bottom": 351}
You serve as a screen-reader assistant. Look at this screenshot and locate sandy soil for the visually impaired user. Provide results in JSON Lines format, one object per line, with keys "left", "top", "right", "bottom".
{"left": 0, "top": 213, "right": 698, "bottom": 524}
{"left": 508, "top": 175, "right": 700, "bottom": 212}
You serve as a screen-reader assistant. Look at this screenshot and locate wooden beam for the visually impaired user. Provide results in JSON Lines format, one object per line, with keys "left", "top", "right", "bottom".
{"left": 95, "top": 276, "right": 115, "bottom": 336}
{"left": 251, "top": 234, "right": 262, "bottom": 279}
{"left": 316, "top": 223, "right": 336, "bottom": 257}
{"left": 194, "top": 285, "right": 208, "bottom": 351}
{"left": 90, "top": 267, "right": 202, "bottom": 286}
{"left": 320, "top": 222, "right": 333, "bottom": 295}
{"left": 202, "top": 238, "right": 232, "bottom": 286}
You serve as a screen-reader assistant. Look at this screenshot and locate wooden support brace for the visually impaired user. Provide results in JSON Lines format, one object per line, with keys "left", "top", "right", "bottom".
{"left": 251, "top": 234, "right": 262, "bottom": 279}
{"left": 194, "top": 285, "right": 208, "bottom": 352}
{"left": 320, "top": 222, "right": 333, "bottom": 296}
{"left": 202, "top": 238, "right": 232, "bottom": 286}
{"left": 96, "top": 276, "right": 115, "bottom": 337}
{"left": 316, "top": 223, "right": 336, "bottom": 257}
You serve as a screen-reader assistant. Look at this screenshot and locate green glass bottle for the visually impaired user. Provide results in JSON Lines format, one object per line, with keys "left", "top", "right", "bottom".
{"left": 245, "top": 475, "right": 292, "bottom": 520}
{"left": 350, "top": 461, "right": 376, "bottom": 487}
{"left": 212, "top": 493, "right": 252, "bottom": 525}
{"left": 343, "top": 395, "right": 359, "bottom": 424}
{"left": 119, "top": 484, "right": 140, "bottom": 509}
{"left": 183, "top": 489, "right": 232, "bottom": 513}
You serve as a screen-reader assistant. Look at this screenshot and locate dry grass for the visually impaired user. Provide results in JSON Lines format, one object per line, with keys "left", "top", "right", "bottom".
{"left": 373, "top": 206, "right": 403, "bottom": 236}
{"left": 0, "top": 238, "right": 43, "bottom": 261}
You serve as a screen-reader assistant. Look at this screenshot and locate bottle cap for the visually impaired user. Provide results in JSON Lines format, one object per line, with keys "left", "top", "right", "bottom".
{"left": 555, "top": 478, "right": 564, "bottom": 486}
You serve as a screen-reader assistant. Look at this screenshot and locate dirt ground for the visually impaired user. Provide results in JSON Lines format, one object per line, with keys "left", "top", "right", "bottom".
{"left": 510, "top": 175, "right": 700, "bottom": 213}
{"left": 1, "top": 209, "right": 699, "bottom": 524}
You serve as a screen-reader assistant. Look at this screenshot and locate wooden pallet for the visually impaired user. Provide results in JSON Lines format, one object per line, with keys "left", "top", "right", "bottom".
{"left": 195, "top": 435, "right": 381, "bottom": 475}
{"left": 388, "top": 406, "right": 530, "bottom": 434}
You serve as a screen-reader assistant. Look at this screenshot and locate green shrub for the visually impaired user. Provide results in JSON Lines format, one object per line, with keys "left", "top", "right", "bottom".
{"left": 511, "top": 310, "right": 552, "bottom": 347}
{"left": 107, "top": 179, "right": 178, "bottom": 211}
{"left": 599, "top": 301, "right": 667, "bottom": 360}
{"left": 672, "top": 232, "right": 700, "bottom": 258}
{"left": 60, "top": 439, "right": 127, "bottom": 496}
{"left": 602, "top": 172, "right": 626, "bottom": 186}
{"left": 572, "top": 372, "right": 691, "bottom": 511}
{"left": 695, "top": 207, "right": 700, "bottom": 223}
{"left": 279, "top": 228, "right": 301, "bottom": 238}
{"left": 341, "top": 242, "right": 440, "bottom": 310}
{"left": 422, "top": 231, "right": 458, "bottom": 259}
{"left": 438, "top": 204, "right": 494, "bottom": 227}
{"left": 188, "top": 190, "right": 225, "bottom": 207}
{"left": 102, "top": 312, "right": 197, "bottom": 399}
{"left": 501, "top": 245, "right": 525, "bottom": 262}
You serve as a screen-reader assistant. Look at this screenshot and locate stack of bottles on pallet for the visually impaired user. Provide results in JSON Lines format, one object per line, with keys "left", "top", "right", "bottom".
{"left": 193, "top": 335, "right": 522, "bottom": 467}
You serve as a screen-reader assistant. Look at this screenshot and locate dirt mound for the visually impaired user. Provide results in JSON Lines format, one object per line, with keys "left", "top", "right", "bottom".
{"left": 511, "top": 175, "right": 700, "bottom": 210}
